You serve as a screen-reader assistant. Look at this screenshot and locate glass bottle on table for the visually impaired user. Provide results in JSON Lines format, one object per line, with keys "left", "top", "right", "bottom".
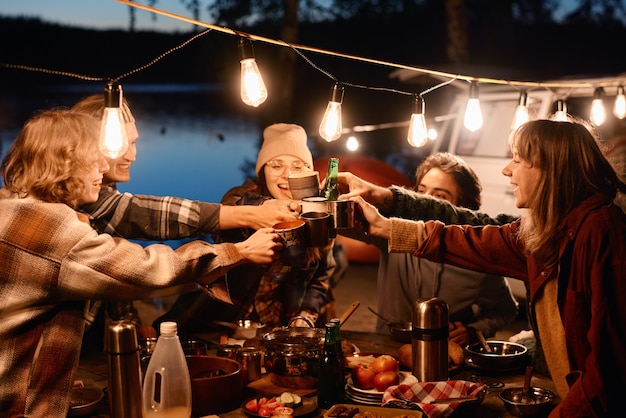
{"left": 330, "top": 317, "right": 346, "bottom": 388}
{"left": 318, "top": 322, "right": 344, "bottom": 409}
{"left": 321, "top": 157, "right": 339, "bottom": 201}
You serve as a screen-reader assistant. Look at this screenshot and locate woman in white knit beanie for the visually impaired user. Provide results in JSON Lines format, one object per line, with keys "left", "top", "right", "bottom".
{"left": 254, "top": 123, "right": 314, "bottom": 199}
{"left": 155, "top": 123, "right": 335, "bottom": 333}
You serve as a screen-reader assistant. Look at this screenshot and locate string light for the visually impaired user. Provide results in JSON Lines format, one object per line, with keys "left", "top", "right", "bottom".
{"left": 407, "top": 95, "right": 428, "bottom": 147}
{"left": 346, "top": 136, "right": 359, "bottom": 151}
{"left": 464, "top": 81, "right": 483, "bottom": 132}
{"left": 6, "top": 0, "right": 626, "bottom": 149}
{"left": 239, "top": 37, "right": 268, "bottom": 107}
{"left": 319, "top": 83, "right": 344, "bottom": 142}
{"left": 511, "top": 91, "right": 529, "bottom": 130}
{"left": 614, "top": 85, "right": 626, "bottom": 119}
{"left": 552, "top": 99, "right": 569, "bottom": 121}
{"left": 590, "top": 87, "right": 606, "bottom": 126}
{"left": 99, "top": 82, "right": 129, "bottom": 159}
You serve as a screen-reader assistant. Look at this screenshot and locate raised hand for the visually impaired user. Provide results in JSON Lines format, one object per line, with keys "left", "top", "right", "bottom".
{"left": 234, "top": 228, "right": 281, "bottom": 264}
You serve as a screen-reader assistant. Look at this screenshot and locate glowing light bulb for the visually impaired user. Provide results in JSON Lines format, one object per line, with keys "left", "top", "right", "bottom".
{"left": 346, "top": 136, "right": 359, "bottom": 151}
{"left": 99, "top": 82, "right": 129, "bottom": 159}
{"left": 239, "top": 38, "right": 267, "bottom": 107}
{"left": 590, "top": 87, "right": 606, "bottom": 126}
{"left": 319, "top": 83, "right": 344, "bottom": 142}
{"left": 407, "top": 95, "right": 428, "bottom": 147}
{"left": 463, "top": 82, "right": 483, "bottom": 132}
{"left": 614, "top": 85, "right": 626, "bottom": 119}
{"left": 553, "top": 99, "right": 569, "bottom": 122}
{"left": 511, "top": 91, "right": 529, "bottom": 130}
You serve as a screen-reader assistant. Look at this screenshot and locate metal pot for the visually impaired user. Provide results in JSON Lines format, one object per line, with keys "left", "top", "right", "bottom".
{"left": 388, "top": 321, "right": 412, "bottom": 343}
{"left": 465, "top": 340, "right": 529, "bottom": 372}
{"left": 262, "top": 326, "right": 325, "bottom": 389}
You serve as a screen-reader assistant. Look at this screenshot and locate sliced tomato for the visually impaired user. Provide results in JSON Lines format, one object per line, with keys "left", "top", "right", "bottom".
{"left": 245, "top": 398, "right": 258, "bottom": 413}
{"left": 257, "top": 406, "right": 271, "bottom": 417}
{"left": 257, "top": 397, "right": 268, "bottom": 407}
{"left": 265, "top": 401, "right": 284, "bottom": 413}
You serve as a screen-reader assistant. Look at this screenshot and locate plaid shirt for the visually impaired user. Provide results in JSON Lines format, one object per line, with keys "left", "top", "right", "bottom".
{"left": 0, "top": 195, "right": 241, "bottom": 417}
{"left": 78, "top": 186, "right": 221, "bottom": 240}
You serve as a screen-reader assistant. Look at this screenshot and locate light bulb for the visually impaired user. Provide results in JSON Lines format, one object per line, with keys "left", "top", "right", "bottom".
{"left": 614, "top": 85, "right": 626, "bottom": 119}
{"left": 407, "top": 95, "right": 428, "bottom": 147}
{"left": 99, "top": 83, "right": 129, "bottom": 159}
{"left": 464, "top": 82, "right": 483, "bottom": 132}
{"left": 553, "top": 99, "right": 569, "bottom": 122}
{"left": 239, "top": 38, "right": 267, "bottom": 107}
{"left": 346, "top": 136, "right": 359, "bottom": 151}
{"left": 319, "top": 83, "right": 344, "bottom": 142}
{"left": 511, "top": 91, "right": 529, "bottom": 130}
{"left": 590, "top": 87, "right": 606, "bottom": 126}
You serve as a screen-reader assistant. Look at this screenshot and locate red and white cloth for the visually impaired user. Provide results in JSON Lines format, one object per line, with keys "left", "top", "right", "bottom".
{"left": 382, "top": 380, "right": 486, "bottom": 418}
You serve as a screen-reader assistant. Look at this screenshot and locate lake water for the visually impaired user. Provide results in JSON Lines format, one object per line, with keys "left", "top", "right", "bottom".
{"left": 0, "top": 84, "right": 262, "bottom": 206}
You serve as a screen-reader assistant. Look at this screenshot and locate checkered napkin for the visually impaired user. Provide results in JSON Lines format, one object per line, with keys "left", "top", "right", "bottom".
{"left": 382, "top": 380, "right": 486, "bottom": 418}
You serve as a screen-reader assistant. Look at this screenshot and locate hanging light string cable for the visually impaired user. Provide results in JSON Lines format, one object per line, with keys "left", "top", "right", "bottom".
{"left": 1, "top": 28, "right": 212, "bottom": 84}
{"left": 114, "top": 0, "right": 626, "bottom": 92}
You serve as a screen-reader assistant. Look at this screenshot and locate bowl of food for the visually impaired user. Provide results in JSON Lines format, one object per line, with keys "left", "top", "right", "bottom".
{"left": 464, "top": 340, "right": 529, "bottom": 372}
{"left": 499, "top": 386, "right": 556, "bottom": 417}
{"left": 187, "top": 355, "right": 243, "bottom": 415}
{"left": 68, "top": 387, "right": 104, "bottom": 417}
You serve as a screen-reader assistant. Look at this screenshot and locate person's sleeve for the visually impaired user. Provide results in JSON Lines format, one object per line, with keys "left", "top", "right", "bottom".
{"left": 60, "top": 225, "right": 244, "bottom": 300}
{"left": 79, "top": 188, "right": 220, "bottom": 240}
{"left": 466, "top": 274, "right": 519, "bottom": 338}
{"left": 300, "top": 246, "right": 335, "bottom": 314}
{"left": 389, "top": 218, "right": 528, "bottom": 281}
{"left": 387, "top": 186, "right": 518, "bottom": 225}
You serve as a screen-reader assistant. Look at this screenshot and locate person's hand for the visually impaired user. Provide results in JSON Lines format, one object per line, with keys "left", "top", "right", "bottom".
{"left": 335, "top": 172, "right": 393, "bottom": 206}
{"left": 234, "top": 228, "right": 281, "bottom": 264}
{"left": 242, "top": 200, "right": 299, "bottom": 228}
{"left": 350, "top": 196, "right": 391, "bottom": 239}
{"left": 449, "top": 321, "right": 470, "bottom": 346}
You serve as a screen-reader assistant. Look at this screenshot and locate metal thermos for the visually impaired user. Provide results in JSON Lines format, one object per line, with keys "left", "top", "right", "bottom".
{"left": 411, "top": 298, "right": 449, "bottom": 382}
{"left": 105, "top": 321, "right": 143, "bottom": 418}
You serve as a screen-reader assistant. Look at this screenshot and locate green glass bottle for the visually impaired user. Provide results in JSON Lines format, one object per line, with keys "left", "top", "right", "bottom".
{"left": 322, "top": 157, "right": 339, "bottom": 201}
{"left": 330, "top": 318, "right": 346, "bottom": 400}
{"left": 317, "top": 322, "right": 343, "bottom": 409}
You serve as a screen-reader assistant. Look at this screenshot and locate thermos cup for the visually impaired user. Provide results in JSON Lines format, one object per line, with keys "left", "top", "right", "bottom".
{"left": 411, "top": 297, "right": 449, "bottom": 382}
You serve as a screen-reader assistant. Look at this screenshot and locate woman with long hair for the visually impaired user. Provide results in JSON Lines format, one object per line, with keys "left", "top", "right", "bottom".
{"left": 354, "top": 119, "right": 626, "bottom": 417}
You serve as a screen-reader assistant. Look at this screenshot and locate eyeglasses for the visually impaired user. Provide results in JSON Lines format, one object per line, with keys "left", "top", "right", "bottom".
{"left": 265, "top": 160, "right": 310, "bottom": 173}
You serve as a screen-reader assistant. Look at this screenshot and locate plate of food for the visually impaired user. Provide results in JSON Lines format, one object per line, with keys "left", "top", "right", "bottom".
{"left": 242, "top": 392, "right": 318, "bottom": 418}
{"left": 347, "top": 371, "right": 415, "bottom": 396}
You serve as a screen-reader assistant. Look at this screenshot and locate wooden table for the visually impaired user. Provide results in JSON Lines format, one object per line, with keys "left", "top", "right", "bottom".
{"left": 75, "top": 330, "right": 559, "bottom": 417}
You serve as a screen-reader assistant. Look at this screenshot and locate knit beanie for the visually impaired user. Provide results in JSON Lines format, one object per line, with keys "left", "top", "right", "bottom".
{"left": 255, "top": 123, "right": 314, "bottom": 175}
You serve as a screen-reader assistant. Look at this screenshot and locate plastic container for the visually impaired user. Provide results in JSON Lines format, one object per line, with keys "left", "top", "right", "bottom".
{"left": 142, "top": 322, "right": 192, "bottom": 418}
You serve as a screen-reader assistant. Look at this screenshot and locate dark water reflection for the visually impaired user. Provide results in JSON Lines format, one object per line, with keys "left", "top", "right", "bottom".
{"left": 0, "top": 84, "right": 261, "bottom": 206}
